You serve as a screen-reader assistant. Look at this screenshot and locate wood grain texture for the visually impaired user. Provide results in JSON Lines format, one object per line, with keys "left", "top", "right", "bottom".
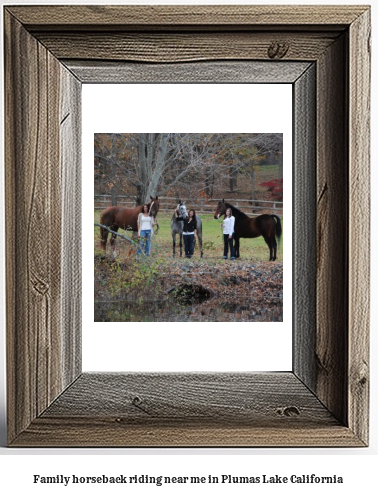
{"left": 5, "top": 12, "right": 62, "bottom": 442}
{"left": 66, "top": 60, "right": 311, "bottom": 84}
{"left": 4, "top": 5, "right": 370, "bottom": 447}
{"left": 60, "top": 68, "right": 82, "bottom": 388}
{"left": 36, "top": 32, "right": 339, "bottom": 63}
{"left": 11, "top": 373, "right": 363, "bottom": 447}
{"left": 316, "top": 34, "right": 348, "bottom": 426}
{"left": 11, "top": 419, "right": 364, "bottom": 448}
{"left": 348, "top": 9, "right": 371, "bottom": 444}
{"left": 293, "top": 64, "right": 316, "bottom": 390}
{"left": 42, "top": 373, "right": 334, "bottom": 422}
{"left": 7, "top": 5, "right": 367, "bottom": 30}
{"left": 4, "top": 11, "right": 81, "bottom": 444}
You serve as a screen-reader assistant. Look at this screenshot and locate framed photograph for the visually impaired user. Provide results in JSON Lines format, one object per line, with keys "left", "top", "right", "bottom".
{"left": 92, "top": 129, "right": 286, "bottom": 324}
{"left": 86, "top": 86, "right": 292, "bottom": 373}
{"left": 5, "top": 5, "right": 370, "bottom": 447}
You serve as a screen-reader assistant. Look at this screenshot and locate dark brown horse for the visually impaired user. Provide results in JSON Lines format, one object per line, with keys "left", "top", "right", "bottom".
{"left": 213, "top": 199, "right": 282, "bottom": 261}
{"left": 100, "top": 196, "right": 159, "bottom": 253}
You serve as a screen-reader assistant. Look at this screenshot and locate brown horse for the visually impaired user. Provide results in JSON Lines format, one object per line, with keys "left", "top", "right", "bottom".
{"left": 100, "top": 196, "right": 159, "bottom": 252}
{"left": 213, "top": 199, "right": 282, "bottom": 261}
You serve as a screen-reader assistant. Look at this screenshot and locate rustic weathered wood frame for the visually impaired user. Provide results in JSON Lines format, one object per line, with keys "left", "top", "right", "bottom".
{"left": 4, "top": 5, "right": 370, "bottom": 447}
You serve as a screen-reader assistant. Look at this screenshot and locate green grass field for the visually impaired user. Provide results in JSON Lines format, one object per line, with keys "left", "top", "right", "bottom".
{"left": 94, "top": 210, "right": 283, "bottom": 262}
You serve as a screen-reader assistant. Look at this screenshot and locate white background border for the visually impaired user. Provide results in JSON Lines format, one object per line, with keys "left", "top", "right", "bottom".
{"left": 0, "top": 2, "right": 376, "bottom": 499}
{"left": 84, "top": 83, "right": 292, "bottom": 372}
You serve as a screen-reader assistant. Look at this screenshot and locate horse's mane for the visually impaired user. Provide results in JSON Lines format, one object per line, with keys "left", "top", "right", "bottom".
{"left": 225, "top": 202, "right": 249, "bottom": 219}
{"left": 171, "top": 203, "right": 182, "bottom": 221}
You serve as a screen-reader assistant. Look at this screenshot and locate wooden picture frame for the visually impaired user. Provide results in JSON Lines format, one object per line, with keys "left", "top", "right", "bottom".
{"left": 4, "top": 5, "right": 370, "bottom": 447}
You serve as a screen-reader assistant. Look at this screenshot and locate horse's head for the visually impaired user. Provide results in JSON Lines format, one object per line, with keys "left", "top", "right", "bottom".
{"left": 176, "top": 200, "right": 189, "bottom": 219}
{"left": 149, "top": 196, "right": 160, "bottom": 217}
{"left": 214, "top": 199, "right": 227, "bottom": 219}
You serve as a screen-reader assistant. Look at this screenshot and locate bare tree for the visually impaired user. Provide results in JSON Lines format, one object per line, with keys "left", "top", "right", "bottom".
{"left": 137, "top": 133, "right": 168, "bottom": 202}
{"left": 94, "top": 132, "right": 283, "bottom": 204}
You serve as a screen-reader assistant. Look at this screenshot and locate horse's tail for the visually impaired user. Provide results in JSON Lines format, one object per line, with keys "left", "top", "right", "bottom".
{"left": 272, "top": 215, "right": 282, "bottom": 242}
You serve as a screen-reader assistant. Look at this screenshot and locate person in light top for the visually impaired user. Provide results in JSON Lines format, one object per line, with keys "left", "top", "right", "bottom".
{"left": 221, "top": 207, "right": 235, "bottom": 260}
{"left": 137, "top": 204, "right": 156, "bottom": 255}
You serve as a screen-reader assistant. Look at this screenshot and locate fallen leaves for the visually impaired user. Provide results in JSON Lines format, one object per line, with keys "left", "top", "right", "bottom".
{"left": 95, "top": 255, "right": 283, "bottom": 322}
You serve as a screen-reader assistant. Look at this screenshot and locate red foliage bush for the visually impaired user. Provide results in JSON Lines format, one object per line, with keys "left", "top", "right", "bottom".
{"left": 260, "top": 178, "right": 283, "bottom": 201}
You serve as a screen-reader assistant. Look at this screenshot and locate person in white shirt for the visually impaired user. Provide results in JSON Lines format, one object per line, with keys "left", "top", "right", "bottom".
{"left": 137, "top": 204, "right": 155, "bottom": 255}
{"left": 221, "top": 208, "right": 235, "bottom": 260}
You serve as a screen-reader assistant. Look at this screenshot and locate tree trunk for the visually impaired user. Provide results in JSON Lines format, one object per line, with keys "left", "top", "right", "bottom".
{"left": 205, "top": 166, "right": 215, "bottom": 197}
{"left": 147, "top": 133, "right": 168, "bottom": 199}
{"left": 137, "top": 134, "right": 148, "bottom": 204}
{"left": 250, "top": 166, "right": 256, "bottom": 202}
{"left": 110, "top": 133, "right": 118, "bottom": 206}
{"left": 229, "top": 166, "right": 237, "bottom": 192}
{"left": 137, "top": 133, "right": 168, "bottom": 203}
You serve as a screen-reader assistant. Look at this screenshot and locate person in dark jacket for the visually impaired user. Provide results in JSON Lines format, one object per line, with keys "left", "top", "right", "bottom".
{"left": 175, "top": 208, "right": 197, "bottom": 258}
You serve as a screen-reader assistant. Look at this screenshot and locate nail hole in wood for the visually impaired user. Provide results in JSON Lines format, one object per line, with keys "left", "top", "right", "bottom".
{"left": 268, "top": 41, "right": 289, "bottom": 59}
{"left": 277, "top": 406, "right": 300, "bottom": 417}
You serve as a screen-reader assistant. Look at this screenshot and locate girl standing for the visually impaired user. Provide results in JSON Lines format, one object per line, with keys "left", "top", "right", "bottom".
{"left": 137, "top": 204, "right": 155, "bottom": 256}
{"left": 221, "top": 207, "right": 235, "bottom": 260}
{"left": 176, "top": 209, "right": 197, "bottom": 258}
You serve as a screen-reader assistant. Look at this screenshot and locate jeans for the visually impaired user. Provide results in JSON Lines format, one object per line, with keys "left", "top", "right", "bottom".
{"left": 223, "top": 234, "right": 235, "bottom": 258}
{"left": 138, "top": 230, "right": 151, "bottom": 255}
{"left": 183, "top": 233, "right": 195, "bottom": 257}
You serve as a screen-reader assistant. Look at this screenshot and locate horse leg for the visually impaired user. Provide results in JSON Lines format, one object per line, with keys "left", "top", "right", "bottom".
{"left": 179, "top": 234, "right": 183, "bottom": 257}
{"left": 100, "top": 225, "right": 108, "bottom": 251}
{"left": 198, "top": 234, "right": 203, "bottom": 258}
{"left": 172, "top": 234, "right": 176, "bottom": 257}
{"left": 267, "top": 233, "right": 277, "bottom": 261}
{"left": 262, "top": 236, "right": 274, "bottom": 261}
{"left": 269, "top": 241, "right": 274, "bottom": 261}
{"left": 234, "top": 236, "right": 240, "bottom": 258}
{"left": 109, "top": 226, "right": 119, "bottom": 257}
{"left": 272, "top": 237, "right": 277, "bottom": 261}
